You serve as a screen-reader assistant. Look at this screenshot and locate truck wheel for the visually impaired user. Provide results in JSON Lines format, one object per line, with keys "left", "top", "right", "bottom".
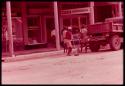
{"left": 109, "top": 35, "right": 121, "bottom": 51}
{"left": 89, "top": 43, "right": 100, "bottom": 52}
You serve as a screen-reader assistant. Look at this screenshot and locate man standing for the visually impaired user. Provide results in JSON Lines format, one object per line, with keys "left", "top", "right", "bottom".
{"left": 73, "top": 29, "right": 81, "bottom": 56}
{"left": 80, "top": 25, "right": 89, "bottom": 52}
{"left": 63, "top": 26, "right": 73, "bottom": 56}
{"left": 51, "top": 29, "right": 56, "bottom": 47}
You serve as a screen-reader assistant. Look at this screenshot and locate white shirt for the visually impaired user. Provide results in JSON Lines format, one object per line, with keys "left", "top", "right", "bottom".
{"left": 51, "top": 29, "right": 56, "bottom": 37}
{"left": 80, "top": 28, "right": 87, "bottom": 33}
{"left": 62, "top": 30, "right": 67, "bottom": 38}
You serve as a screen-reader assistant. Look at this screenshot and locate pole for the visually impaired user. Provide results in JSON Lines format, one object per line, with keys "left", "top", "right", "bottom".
{"left": 21, "top": 2, "right": 29, "bottom": 45}
{"left": 54, "top": 1, "right": 61, "bottom": 50}
{"left": 89, "top": 2, "right": 95, "bottom": 24}
{"left": 6, "top": 1, "right": 15, "bottom": 57}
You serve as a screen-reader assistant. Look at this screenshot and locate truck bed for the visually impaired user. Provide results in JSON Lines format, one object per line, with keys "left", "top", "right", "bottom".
{"left": 87, "top": 22, "right": 123, "bottom": 34}
{"left": 87, "top": 22, "right": 112, "bottom": 34}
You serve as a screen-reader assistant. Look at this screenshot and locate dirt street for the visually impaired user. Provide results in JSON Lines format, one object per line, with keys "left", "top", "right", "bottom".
{"left": 2, "top": 50, "right": 123, "bottom": 84}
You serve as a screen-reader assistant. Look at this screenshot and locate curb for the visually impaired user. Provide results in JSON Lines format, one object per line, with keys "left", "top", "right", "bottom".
{"left": 2, "top": 50, "right": 63, "bottom": 62}
{"left": 2, "top": 49, "right": 77, "bottom": 62}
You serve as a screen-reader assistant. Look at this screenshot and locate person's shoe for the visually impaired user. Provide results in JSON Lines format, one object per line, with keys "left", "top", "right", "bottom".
{"left": 74, "top": 53, "right": 79, "bottom": 56}
{"left": 67, "top": 54, "right": 72, "bottom": 56}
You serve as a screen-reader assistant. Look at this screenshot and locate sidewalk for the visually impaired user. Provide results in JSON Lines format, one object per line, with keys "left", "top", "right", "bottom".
{"left": 2, "top": 49, "right": 78, "bottom": 62}
{"left": 2, "top": 44, "right": 112, "bottom": 63}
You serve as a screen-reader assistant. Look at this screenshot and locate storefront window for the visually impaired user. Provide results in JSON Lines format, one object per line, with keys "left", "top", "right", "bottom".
{"left": 2, "top": 18, "right": 9, "bottom": 54}
{"left": 27, "top": 16, "right": 42, "bottom": 44}
{"left": 12, "top": 17, "right": 24, "bottom": 51}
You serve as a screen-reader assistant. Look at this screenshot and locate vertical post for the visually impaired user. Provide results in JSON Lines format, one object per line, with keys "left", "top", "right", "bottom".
{"left": 118, "top": 2, "right": 122, "bottom": 17}
{"left": 59, "top": 17, "right": 63, "bottom": 44}
{"left": 43, "top": 17, "right": 47, "bottom": 43}
{"left": 89, "top": 2, "right": 95, "bottom": 24}
{"left": 21, "top": 2, "right": 28, "bottom": 45}
{"left": 112, "top": 5, "right": 115, "bottom": 17}
{"left": 114, "top": 4, "right": 118, "bottom": 17}
{"left": 78, "top": 17, "right": 81, "bottom": 29}
{"left": 54, "top": 1, "right": 61, "bottom": 50}
{"left": 6, "top": 1, "right": 15, "bottom": 57}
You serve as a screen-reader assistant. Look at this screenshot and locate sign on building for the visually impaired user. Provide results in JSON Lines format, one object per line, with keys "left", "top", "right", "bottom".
{"left": 61, "top": 7, "right": 90, "bottom": 15}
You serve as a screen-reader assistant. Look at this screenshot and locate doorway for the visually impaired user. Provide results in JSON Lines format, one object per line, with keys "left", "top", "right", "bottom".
{"left": 45, "top": 17, "right": 56, "bottom": 48}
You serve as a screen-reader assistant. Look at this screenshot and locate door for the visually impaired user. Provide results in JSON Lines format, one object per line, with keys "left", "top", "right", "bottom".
{"left": 61, "top": 15, "right": 88, "bottom": 41}
{"left": 80, "top": 16, "right": 88, "bottom": 27}
{"left": 45, "top": 17, "right": 56, "bottom": 47}
{"left": 62, "top": 15, "right": 88, "bottom": 30}
{"left": 71, "top": 17, "right": 79, "bottom": 34}
{"left": 63, "top": 18, "right": 72, "bottom": 29}
{"left": 45, "top": 17, "right": 55, "bottom": 42}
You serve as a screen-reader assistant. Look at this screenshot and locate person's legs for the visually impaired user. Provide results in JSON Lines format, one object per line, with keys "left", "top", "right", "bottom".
{"left": 64, "top": 43, "right": 67, "bottom": 53}
{"left": 67, "top": 47, "right": 72, "bottom": 56}
{"left": 67, "top": 40, "right": 72, "bottom": 56}
{"left": 81, "top": 43, "right": 83, "bottom": 52}
{"left": 85, "top": 37, "right": 90, "bottom": 53}
{"left": 63, "top": 39, "right": 67, "bottom": 53}
{"left": 51, "top": 36, "right": 56, "bottom": 47}
{"left": 80, "top": 40, "right": 84, "bottom": 52}
{"left": 74, "top": 40, "right": 80, "bottom": 56}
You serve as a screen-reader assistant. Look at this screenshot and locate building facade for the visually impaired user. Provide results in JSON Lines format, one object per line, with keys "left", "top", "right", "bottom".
{"left": 2, "top": 1, "right": 123, "bottom": 57}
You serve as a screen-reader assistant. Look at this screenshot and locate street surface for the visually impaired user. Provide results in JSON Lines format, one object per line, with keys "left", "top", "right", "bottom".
{"left": 2, "top": 49, "right": 123, "bottom": 84}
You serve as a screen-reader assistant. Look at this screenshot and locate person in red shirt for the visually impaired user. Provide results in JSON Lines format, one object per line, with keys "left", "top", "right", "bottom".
{"left": 62, "top": 26, "right": 73, "bottom": 56}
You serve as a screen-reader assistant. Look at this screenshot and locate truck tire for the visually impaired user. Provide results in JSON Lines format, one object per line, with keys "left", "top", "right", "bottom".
{"left": 109, "top": 35, "right": 121, "bottom": 51}
{"left": 89, "top": 43, "right": 100, "bottom": 52}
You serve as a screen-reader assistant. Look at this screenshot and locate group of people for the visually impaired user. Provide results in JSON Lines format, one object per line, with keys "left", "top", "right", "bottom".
{"left": 50, "top": 24, "right": 88, "bottom": 56}
{"left": 62, "top": 25, "right": 88, "bottom": 56}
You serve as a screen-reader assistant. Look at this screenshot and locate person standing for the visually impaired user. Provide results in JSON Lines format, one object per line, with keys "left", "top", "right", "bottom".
{"left": 73, "top": 29, "right": 81, "bottom": 56}
{"left": 63, "top": 26, "right": 73, "bottom": 56}
{"left": 51, "top": 29, "right": 56, "bottom": 47}
{"left": 80, "top": 24, "right": 88, "bottom": 52}
{"left": 62, "top": 28, "right": 68, "bottom": 53}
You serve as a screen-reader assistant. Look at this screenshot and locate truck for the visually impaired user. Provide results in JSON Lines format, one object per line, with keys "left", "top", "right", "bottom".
{"left": 87, "top": 17, "right": 123, "bottom": 52}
